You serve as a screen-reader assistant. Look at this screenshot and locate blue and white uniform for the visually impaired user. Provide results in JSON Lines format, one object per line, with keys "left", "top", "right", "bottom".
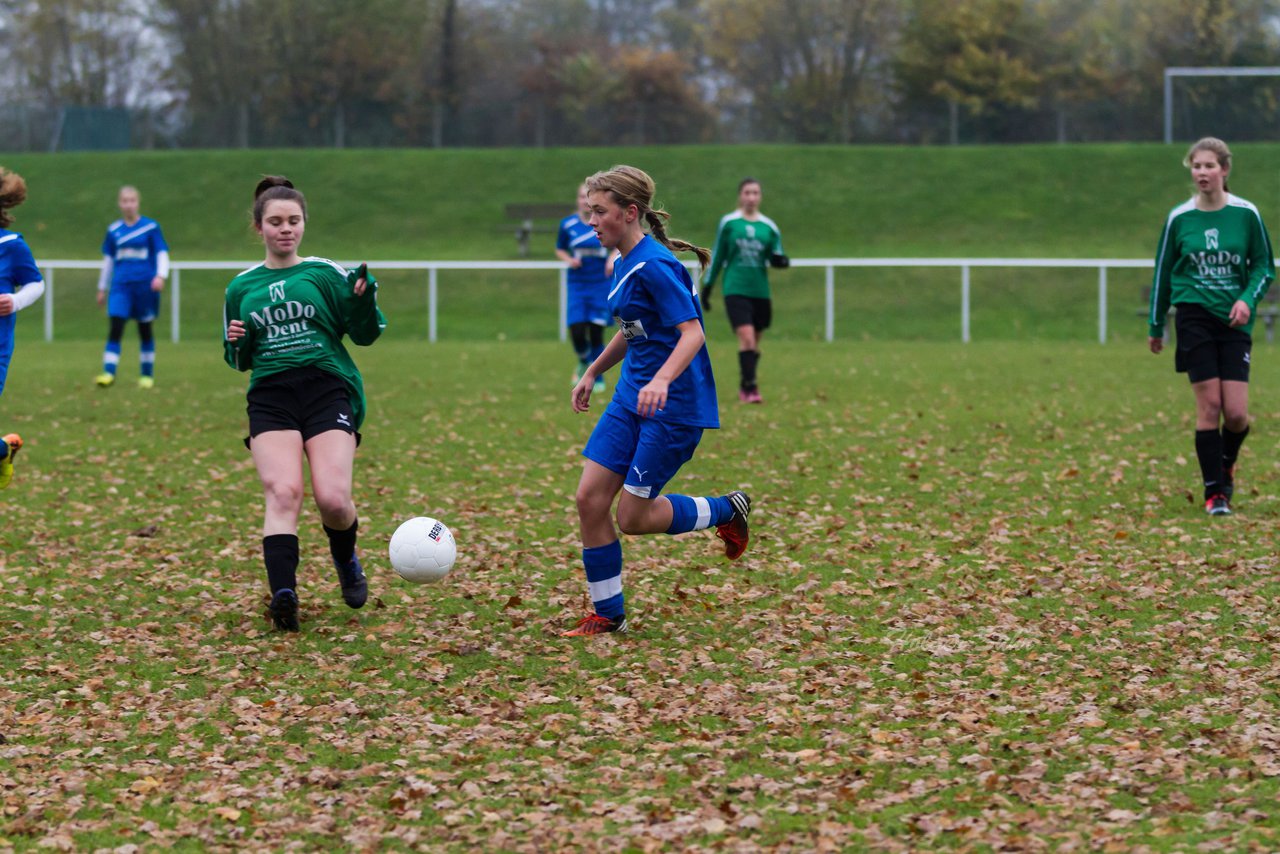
{"left": 0, "top": 231, "right": 45, "bottom": 398}
{"left": 556, "top": 214, "right": 612, "bottom": 327}
{"left": 583, "top": 235, "right": 719, "bottom": 498}
{"left": 99, "top": 216, "right": 169, "bottom": 322}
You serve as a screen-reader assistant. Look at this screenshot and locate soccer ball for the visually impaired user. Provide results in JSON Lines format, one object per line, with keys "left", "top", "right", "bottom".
{"left": 389, "top": 517, "right": 456, "bottom": 583}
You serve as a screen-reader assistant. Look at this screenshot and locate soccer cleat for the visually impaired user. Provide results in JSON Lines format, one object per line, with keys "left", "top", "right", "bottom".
{"left": 269, "top": 588, "right": 300, "bottom": 631}
{"left": 334, "top": 552, "right": 368, "bottom": 609}
{"left": 738, "top": 389, "right": 752, "bottom": 403}
{"left": 561, "top": 613, "right": 628, "bottom": 637}
{"left": 593, "top": 376, "right": 606, "bottom": 394}
{"left": 1205, "top": 494, "right": 1231, "bottom": 516}
{"left": 716, "top": 490, "right": 752, "bottom": 560}
{"left": 0, "top": 433, "right": 22, "bottom": 490}
{"left": 95, "top": 372, "right": 115, "bottom": 388}
{"left": 138, "top": 376, "right": 155, "bottom": 390}
{"left": 746, "top": 389, "right": 763, "bottom": 404}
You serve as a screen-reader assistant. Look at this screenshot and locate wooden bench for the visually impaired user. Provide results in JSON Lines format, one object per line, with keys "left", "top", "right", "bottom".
{"left": 504, "top": 203, "right": 569, "bottom": 257}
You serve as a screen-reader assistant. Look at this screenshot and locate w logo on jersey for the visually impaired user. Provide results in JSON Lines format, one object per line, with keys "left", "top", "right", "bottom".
{"left": 269, "top": 281, "right": 286, "bottom": 302}
{"left": 1205, "top": 228, "right": 1220, "bottom": 250}
{"left": 617, "top": 317, "right": 647, "bottom": 341}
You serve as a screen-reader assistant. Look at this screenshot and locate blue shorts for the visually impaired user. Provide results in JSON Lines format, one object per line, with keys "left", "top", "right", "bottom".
{"left": 582, "top": 401, "right": 703, "bottom": 499}
{"left": 567, "top": 285, "right": 610, "bottom": 327}
{"left": 108, "top": 280, "right": 160, "bottom": 322}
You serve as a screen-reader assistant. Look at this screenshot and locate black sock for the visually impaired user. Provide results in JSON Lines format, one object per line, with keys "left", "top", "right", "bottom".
{"left": 738, "top": 350, "right": 760, "bottom": 391}
{"left": 263, "top": 534, "right": 300, "bottom": 595}
{"left": 1222, "top": 425, "right": 1250, "bottom": 472}
{"left": 1195, "top": 429, "right": 1225, "bottom": 500}
{"left": 323, "top": 519, "right": 358, "bottom": 566}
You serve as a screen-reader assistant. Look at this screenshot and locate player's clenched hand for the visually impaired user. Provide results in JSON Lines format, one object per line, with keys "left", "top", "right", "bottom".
{"left": 96, "top": 291, "right": 106, "bottom": 308}
{"left": 0, "top": 295, "right": 13, "bottom": 316}
{"left": 571, "top": 374, "right": 594, "bottom": 413}
{"left": 353, "top": 262, "right": 369, "bottom": 296}
{"left": 226, "top": 319, "right": 247, "bottom": 342}
{"left": 151, "top": 276, "right": 165, "bottom": 292}
{"left": 1228, "top": 300, "right": 1251, "bottom": 328}
{"left": 636, "top": 379, "right": 669, "bottom": 418}
{"left": 1148, "top": 336, "right": 1163, "bottom": 354}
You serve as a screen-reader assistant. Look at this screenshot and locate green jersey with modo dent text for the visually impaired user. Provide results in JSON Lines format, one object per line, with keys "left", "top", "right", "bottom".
{"left": 223, "top": 257, "right": 386, "bottom": 429}
{"left": 1149, "top": 194, "right": 1275, "bottom": 338}
{"left": 703, "top": 211, "right": 783, "bottom": 300}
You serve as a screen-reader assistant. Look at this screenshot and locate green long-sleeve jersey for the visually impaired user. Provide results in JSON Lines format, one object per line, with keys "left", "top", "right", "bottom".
{"left": 223, "top": 257, "right": 387, "bottom": 429}
{"left": 1149, "top": 194, "right": 1275, "bottom": 337}
{"left": 702, "top": 211, "right": 783, "bottom": 299}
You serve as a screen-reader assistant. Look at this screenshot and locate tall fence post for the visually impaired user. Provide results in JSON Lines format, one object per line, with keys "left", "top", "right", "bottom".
{"left": 170, "top": 268, "right": 181, "bottom": 343}
{"left": 824, "top": 265, "right": 835, "bottom": 342}
{"left": 428, "top": 266, "right": 438, "bottom": 343}
{"left": 559, "top": 267, "right": 567, "bottom": 342}
{"left": 961, "top": 264, "right": 971, "bottom": 343}
{"left": 1098, "top": 266, "right": 1107, "bottom": 345}
{"left": 42, "top": 267, "right": 53, "bottom": 342}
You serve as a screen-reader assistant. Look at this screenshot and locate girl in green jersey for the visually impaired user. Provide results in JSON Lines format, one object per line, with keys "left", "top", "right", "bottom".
{"left": 224, "top": 177, "right": 387, "bottom": 631}
{"left": 1148, "top": 138, "right": 1275, "bottom": 516}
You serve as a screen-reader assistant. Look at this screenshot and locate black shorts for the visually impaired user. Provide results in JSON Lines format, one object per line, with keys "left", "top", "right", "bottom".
{"left": 724, "top": 295, "right": 772, "bottom": 332}
{"left": 1174, "top": 302, "right": 1252, "bottom": 384}
{"left": 244, "top": 366, "right": 360, "bottom": 448}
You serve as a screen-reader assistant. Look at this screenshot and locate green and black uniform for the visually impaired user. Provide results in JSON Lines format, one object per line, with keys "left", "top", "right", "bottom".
{"left": 702, "top": 211, "right": 784, "bottom": 395}
{"left": 1149, "top": 193, "right": 1275, "bottom": 505}
{"left": 223, "top": 256, "right": 386, "bottom": 432}
{"left": 1149, "top": 194, "right": 1274, "bottom": 340}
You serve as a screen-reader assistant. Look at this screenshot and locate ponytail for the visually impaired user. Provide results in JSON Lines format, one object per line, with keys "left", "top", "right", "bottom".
{"left": 585, "top": 165, "right": 711, "bottom": 272}
{"left": 644, "top": 209, "right": 711, "bottom": 269}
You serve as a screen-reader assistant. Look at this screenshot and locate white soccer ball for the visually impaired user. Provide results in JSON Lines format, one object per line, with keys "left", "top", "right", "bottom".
{"left": 389, "top": 517, "right": 456, "bottom": 583}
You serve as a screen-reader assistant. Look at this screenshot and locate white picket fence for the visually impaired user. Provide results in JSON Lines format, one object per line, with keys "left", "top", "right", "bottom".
{"left": 35, "top": 258, "right": 1155, "bottom": 344}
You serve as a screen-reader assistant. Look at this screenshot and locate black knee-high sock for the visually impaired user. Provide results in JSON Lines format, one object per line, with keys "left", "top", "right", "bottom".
{"left": 1223, "top": 425, "right": 1250, "bottom": 471}
{"left": 569, "top": 323, "right": 590, "bottom": 361}
{"left": 263, "top": 534, "right": 300, "bottom": 594}
{"left": 323, "top": 519, "right": 358, "bottom": 566}
{"left": 1195, "top": 429, "right": 1225, "bottom": 499}
{"left": 738, "top": 350, "right": 760, "bottom": 391}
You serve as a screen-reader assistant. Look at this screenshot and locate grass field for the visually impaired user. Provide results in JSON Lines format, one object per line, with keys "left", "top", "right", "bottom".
{"left": 4, "top": 143, "right": 1280, "bottom": 260}
{"left": 5, "top": 337, "right": 1280, "bottom": 850}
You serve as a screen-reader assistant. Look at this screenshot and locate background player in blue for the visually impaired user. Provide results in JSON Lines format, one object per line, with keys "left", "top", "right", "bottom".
{"left": 95, "top": 185, "right": 170, "bottom": 389}
{"left": 555, "top": 183, "right": 615, "bottom": 392}
{"left": 0, "top": 168, "right": 46, "bottom": 488}
{"left": 564, "top": 165, "right": 752, "bottom": 637}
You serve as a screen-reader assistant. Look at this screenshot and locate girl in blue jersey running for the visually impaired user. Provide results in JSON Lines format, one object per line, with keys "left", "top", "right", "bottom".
{"left": 95, "top": 185, "right": 170, "bottom": 388}
{"left": 0, "top": 167, "right": 46, "bottom": 488}
{"left": 563, "top": 165, "right": 751, "bottom": 637}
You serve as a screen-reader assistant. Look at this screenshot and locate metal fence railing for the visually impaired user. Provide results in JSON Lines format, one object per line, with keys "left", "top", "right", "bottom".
{"left": 35, "top": 258, "right": 1156, "bottom": 345}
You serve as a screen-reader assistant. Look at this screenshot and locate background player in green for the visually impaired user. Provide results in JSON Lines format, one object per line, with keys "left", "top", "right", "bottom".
{"left": 1148, "top": 137, "right": 1275, "bottom": 516}
{"left": 224, "top": 176, "right": 387, "bottom": 631}
{"left": 701, "top": 177, "right": 787, "bottom": 403}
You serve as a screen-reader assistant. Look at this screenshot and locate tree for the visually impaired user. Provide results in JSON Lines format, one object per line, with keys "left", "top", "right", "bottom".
{"left": 704, "top": 0, "right": 902, "bottom": 143}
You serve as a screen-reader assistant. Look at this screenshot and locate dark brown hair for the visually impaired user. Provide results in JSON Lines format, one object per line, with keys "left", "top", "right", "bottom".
{"left": 585, "top": 165, "right": 711, "bottom": 270}
{"left": 252, "top": 175, "right": 307, "bottom": 225}
{"left": 738, "top": 177, "right": 761, "bottom": 192}
{"left": 0, "top": 168, "right": 28, "bottom": 229}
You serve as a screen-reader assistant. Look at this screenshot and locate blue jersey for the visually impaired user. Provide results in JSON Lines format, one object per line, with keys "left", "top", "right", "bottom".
{"left": 102, "top": 217, "right": 168, "bottom": 287}
{"left": 557, "top": 215, "right": 611, "bottom": 289}
{"left": 609, "top": 236, "right": 719, "bottom": 429}
{"left": 0, "top": 231, "right": 43, "bottom": 380}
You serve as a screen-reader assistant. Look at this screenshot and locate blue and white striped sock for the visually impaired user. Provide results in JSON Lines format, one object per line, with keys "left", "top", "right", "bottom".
{"left": 140, "top": 341, "right": 155, "bottom": 378}
{"left": 582, "top": 540, "right": 624, "bottom": 620}
{"left": 665, "top": 494, "right": 733, "bottom": 534}
{"left": 103, "top": 341, "right": 121, "bottom": 376}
